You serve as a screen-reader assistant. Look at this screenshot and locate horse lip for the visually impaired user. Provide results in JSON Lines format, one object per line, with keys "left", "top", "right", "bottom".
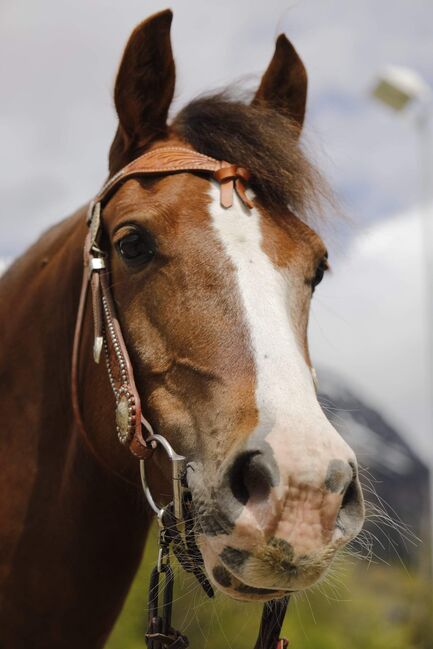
{"left": 216, "top": 555, "right": 295, "bottom": 596}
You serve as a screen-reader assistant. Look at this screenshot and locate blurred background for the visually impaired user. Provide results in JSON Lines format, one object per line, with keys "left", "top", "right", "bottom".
{"left": 1, "top": 0, "right": 432, "bottom": 646}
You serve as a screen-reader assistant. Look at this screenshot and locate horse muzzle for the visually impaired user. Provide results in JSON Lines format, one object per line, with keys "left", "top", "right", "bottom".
{"left": 190, "top": 440, "right": 365, "bottom": 599}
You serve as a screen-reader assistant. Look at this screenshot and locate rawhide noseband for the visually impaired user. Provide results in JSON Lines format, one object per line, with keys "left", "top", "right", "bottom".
{"left": 72, "top": 146, "right": 290, "bottom": 649}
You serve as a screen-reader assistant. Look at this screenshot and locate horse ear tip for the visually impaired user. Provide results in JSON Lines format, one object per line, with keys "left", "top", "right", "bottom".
{"left": 136, "top": 8, "right": 173, "bottom": 34}
{"left": 129, "top": 9, "right": 173, "bottom": 43}
{"left": 155, "top": 8, "right": 173, "bottom": 26}
{"left": 275, "top": 33, "right": 305, "bottom": 71}
{"left": 275, "top": 33, "right": 295, "bottom": 53}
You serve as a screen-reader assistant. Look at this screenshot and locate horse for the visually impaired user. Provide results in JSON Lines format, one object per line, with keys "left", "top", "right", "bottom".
{"left": 0, "top": 9, "right": 365, "bottom": 648}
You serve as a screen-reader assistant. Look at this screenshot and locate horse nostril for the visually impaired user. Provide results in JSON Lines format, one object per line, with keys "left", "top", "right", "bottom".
{"left": 340, "top": 462, "right": 362, "bottom": 512}
{"left": 341, "top": 476, "right": 358, "bottom": 510}
{"left": 228, "top": 451, "right": 274, "bottom": 505}
{"left": 336, "top": 472, "right": 364, "bottom": 537}
{"left": 326, "top": 459, "right": 364, "bottom": 537}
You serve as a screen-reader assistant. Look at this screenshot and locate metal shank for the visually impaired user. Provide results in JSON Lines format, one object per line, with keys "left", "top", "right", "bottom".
{"left": 140, "top": 434, "right": 186, "bottom": 521}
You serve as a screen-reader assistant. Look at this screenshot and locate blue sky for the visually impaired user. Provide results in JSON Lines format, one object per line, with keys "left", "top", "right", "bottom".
{"left": 1, "top": 0, "right": 432, "bottom": 257}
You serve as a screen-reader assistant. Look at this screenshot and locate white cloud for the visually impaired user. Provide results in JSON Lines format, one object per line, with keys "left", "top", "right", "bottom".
{"left": 310, "top": 206, "right": 431, "bottom": 458}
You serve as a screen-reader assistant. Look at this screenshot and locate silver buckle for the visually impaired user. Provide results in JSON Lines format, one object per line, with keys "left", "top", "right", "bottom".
{"left": 90, "top": 256, "right": 106, "bottom": 271}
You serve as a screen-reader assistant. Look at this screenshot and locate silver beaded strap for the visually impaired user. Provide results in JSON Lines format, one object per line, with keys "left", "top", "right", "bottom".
{"left": 101, "top": 291, "right": 138, "bottom": 445}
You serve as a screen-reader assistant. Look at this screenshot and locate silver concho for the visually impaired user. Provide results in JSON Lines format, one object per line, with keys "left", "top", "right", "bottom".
{"left": 115, "top": 389, "right": 135, "bottom": 444}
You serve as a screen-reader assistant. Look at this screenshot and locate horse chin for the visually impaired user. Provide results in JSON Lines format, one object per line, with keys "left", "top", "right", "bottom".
{"left": 198, "top": 538, "right": 294, "bottom": 602}
{"left": 207, "top": 556, "right": 290, "bottom": 602}
{"left": 198, "top": 532, "right": 337, "bottom": 601}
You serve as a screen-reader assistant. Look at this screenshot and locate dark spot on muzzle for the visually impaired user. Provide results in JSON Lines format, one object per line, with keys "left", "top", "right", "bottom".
{"left": 261, "top": 538, "right": 297, "bottom": 575}
{"left": 198, "top": 506, "right": 235, "bottom": 537}
{"left": 325, "top": 459, "right": 353, "bottom": 494}
{"left": 220, "top": 546, "right": 250, "bottom": 570}
{"left": 212, "top": 565, "right": 232, "bottom": 588}
{"left": 267, "top": 537, "right": 294, "bottom": 557}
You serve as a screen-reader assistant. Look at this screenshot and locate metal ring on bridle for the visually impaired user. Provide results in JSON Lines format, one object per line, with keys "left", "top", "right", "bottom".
{"left": 139, "top": 434, "right": 186, "bottom": 521}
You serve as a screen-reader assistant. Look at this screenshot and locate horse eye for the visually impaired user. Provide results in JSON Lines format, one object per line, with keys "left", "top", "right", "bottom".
{"left": 312, "top": 256, "right": 329, "bottom": 290}
{"left": 116, "top": 229, "right": 155, "bottom": 267}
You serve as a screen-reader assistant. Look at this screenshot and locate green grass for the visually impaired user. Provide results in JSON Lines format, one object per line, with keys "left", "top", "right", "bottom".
{"left": 107, "top": 525, "right": 433, "bottom": 649}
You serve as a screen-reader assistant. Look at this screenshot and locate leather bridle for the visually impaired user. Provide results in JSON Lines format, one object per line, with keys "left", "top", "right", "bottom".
{"left": 71, "top": 145, "right": 290, "bottom": 649}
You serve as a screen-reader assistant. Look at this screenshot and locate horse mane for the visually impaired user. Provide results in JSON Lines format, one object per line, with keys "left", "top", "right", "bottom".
{"left": 173, "top": 91, "right": 330, "bottom": 218}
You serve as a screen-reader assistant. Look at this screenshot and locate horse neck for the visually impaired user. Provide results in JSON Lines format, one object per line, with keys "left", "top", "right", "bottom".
{"left": 0, "top": 208, "right": 150, "bottom": 646}
{"left": 0, "top": 209, "right": 85, "bottom": 490}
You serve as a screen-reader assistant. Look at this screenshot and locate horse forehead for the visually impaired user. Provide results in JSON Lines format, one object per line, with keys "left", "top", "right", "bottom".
{"left": 258, "top": 207, "right": 327, "bottom": 271}
{"left": 102, "top": 174, "right": 214, "bottom": 235}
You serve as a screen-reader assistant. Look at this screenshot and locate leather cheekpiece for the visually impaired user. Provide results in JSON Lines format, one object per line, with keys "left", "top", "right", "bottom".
{"left": 72, "top": 145, "right": 254, "bottom": 461}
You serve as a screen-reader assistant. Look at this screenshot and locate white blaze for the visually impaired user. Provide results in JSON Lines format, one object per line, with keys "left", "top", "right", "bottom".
{"left": 207, "top": 184, "right": 359, "bottom": 557}
{"left": 208, "top": 185, "right": 320, "bottom": 440}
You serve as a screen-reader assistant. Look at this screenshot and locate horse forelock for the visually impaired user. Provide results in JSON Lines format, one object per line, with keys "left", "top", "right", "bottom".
{"left": 173, "top": 91, "right": 333, "bottom": 221}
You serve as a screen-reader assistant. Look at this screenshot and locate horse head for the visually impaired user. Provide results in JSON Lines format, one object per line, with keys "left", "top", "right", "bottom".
{"left": 85, "top": 9, "right": 365, "bottom": 602}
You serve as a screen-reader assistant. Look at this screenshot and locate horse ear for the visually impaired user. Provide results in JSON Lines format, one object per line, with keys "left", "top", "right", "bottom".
{"left": 253, "top": 34, "right": 307, "bottom": 134}
{"left": 109, "top": 10, "right": 175, "bottom": 172}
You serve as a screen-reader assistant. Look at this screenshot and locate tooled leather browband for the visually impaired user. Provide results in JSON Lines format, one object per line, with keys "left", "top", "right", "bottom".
{"left": 95, "top": 146, "right": 253, "bottom": 209}
{"left": 72, "top": 146, "right": 253, "bottom": 460}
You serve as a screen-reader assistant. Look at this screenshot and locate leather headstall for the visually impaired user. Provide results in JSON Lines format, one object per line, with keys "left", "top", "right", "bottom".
{"left": 71, "top": 146, "right": 253, "bottom": 460}
{"left": 71, "top": 146, "right": 290, "bottom": 649}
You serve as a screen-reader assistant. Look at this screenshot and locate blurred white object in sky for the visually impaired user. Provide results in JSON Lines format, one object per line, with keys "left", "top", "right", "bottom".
{"left": 371, "top": 65, "right": 433, "bottom": 112}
